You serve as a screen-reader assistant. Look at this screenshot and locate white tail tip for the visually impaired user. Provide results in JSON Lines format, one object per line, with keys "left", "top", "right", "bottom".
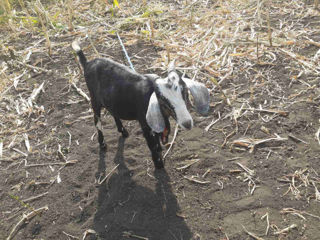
{"left": 71, "top": 40, "right": 81, "bottom": 52}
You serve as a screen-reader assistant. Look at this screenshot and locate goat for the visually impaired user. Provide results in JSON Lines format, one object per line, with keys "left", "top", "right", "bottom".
{"left": 71, "top": 40, "right": 210, "bottom": 169}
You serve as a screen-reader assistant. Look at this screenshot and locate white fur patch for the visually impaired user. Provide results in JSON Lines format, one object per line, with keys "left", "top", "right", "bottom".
{"left": 96, "top": 118, "right": 103, "bottom": 131}
{"left": 71, "top": 41, "right": 81, "bottom": 52}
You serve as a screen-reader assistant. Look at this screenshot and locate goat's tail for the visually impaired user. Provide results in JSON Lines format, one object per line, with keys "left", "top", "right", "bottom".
{"left": 72, "top": 40, "right": 87, "bottom": 68}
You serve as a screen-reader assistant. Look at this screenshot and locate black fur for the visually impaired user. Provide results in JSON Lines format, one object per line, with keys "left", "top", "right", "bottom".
{"left": 75, "top": 47, "right": 170, "bottom": 169}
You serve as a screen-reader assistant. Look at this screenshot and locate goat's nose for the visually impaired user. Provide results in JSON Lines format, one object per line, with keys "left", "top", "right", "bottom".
{"left": 182, "top": 119, "right": 192, "bottom": 130}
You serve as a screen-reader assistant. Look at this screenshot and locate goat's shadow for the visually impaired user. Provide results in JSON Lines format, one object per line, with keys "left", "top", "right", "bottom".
{"left": 93, "top": 137, "right": 192, "bottom": 240}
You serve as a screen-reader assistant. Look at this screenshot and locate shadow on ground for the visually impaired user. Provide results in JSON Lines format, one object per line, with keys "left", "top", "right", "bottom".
{"left": 93, "top": 137, "right": 192, "bottom": 240}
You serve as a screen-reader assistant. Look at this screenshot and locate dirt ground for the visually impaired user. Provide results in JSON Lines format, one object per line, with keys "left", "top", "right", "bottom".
{"left": 1, "top": 1, "right": 320, "bottom": 240}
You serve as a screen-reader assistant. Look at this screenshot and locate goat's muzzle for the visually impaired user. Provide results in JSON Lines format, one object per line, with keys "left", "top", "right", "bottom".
{"left": 181, "top": 119, "right": 192, "bottom": 130}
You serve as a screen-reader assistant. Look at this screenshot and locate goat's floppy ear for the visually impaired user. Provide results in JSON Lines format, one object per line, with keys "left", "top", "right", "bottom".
{"left": 182, "top": 77, "right": 210, "bottom": 115}
{"left": 146, "top": 92, "right": 165, "bottom": 133}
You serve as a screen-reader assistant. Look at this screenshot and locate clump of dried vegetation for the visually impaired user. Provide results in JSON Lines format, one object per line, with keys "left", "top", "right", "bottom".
{"left": 0, "top": 0, "right": 320, "bottom": 239}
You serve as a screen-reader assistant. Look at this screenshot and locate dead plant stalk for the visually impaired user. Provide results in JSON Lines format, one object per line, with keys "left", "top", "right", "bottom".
{"left": 7, "top": 206, "right": 49, "bottom": 240}
{"left": 34, "top": 2, "right": 52, "bottom": 56}
{"left": 67, "top": 0, "right": 74, "bottom": 31}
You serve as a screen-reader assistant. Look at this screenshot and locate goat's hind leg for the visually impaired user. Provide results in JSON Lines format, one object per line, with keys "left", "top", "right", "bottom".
{"left": 114, "top": 117, "right": 129, "bottom": 138}
{"left": 93, "top": 106, "right": 106, "bottom": 150}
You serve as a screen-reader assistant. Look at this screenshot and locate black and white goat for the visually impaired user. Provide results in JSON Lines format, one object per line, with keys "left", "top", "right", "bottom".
{"left": 71, "top": 40, "right": 210, "bottom": 169}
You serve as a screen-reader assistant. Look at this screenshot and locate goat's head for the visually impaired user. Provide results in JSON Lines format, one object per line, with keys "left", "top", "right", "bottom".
{"left": 146, "top": 60, "right": 210, "bottom": 134}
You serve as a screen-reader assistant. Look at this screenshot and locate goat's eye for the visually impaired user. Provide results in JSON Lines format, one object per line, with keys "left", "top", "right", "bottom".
{"left": 174, "top": 86, "right": 178, "bottom": 90}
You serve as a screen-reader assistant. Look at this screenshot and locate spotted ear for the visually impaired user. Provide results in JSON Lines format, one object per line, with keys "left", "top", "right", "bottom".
{"left": 146, "top": 92, "right": 165, "bottom": 133}
{"left": 182, "top": 77, "right": 210, "bottom": 115}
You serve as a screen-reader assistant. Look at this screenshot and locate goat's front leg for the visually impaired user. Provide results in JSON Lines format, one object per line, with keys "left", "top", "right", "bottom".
{"left": 114, "top": 117, "right": 129, "bottom": 138}
{"left": 93, "top": 108, "right": 106, "bottom": 150}
{"left": 140, "top": 120, "right": 164, "bottom": 169}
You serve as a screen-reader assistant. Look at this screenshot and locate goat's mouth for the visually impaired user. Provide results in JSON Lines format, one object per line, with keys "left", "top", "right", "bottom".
{"left": 157, "top": 94, "right": 194, "bottom": 129}
{"left": 161, "top": 127, "right": 169, "bottom": 145}
{"left": 157, "top": 94, "right": 177, "bottom": 120}
{"left": 163, "top": 107, "right": 176, "bottom": 121}
{"left": 155, "top": 90, "right": 193, "bottom": 131}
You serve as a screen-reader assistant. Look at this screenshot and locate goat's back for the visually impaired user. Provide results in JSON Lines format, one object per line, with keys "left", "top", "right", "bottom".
{"left": 83, "top": 58, "right": 155, "bottom": 120}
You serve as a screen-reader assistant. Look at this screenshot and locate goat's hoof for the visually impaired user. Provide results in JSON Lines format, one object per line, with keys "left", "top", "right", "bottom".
{"left": 122, "top": 129, "right": 129, "bottom": 138}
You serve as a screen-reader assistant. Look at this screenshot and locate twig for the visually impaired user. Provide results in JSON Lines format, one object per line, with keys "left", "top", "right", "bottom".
{"left": 274, "top": 224, "right": 297, "bottom": 235}
{"left": 0, "top": 141, "right": 3, "bottom": 159}
{"left": 24, "top": 159, "right": 78, "bottom": 168}
{"left": 58, "top": 144, "right": 66, "bottom": 161}
{"left": 312, "top": 181, "right": 320, "bottom": 201}
{"left": 62, "top": 231, "right": 79, "bottom": 239}
{"left": 266, "top": 1, "right": 272, "bottom": 46}
{"left": 98, "top": 164, "right": 119, "bottom": 184}
{"left": 122, "top": 231, "right": 149, "bottom": 240}
{"left": 202, "top": 168, "right": 211, "bottom": 178}
{"left": 288, "top": 134, "right": 308, "bottom": 144}
{"left": 281, "top": 208, "right": 320, "bottom": 221}
{"left": 282, "top": 208, "right": 306, "bottom": 220}
{"left": 23, "top": 133, "right": 31, "bottom": 152}
{"left": 233, "top": 104, "right": 244, "bottom": 133}
{"left": 205, "top": 112, "right": 221, "bottom": 132}
{"left": 22, "top": 192, "right": 48, "bottom": 203}
{"left": 184, "top": 176, "right": 210, "bottom": 184}
{"left": 232, "top": 135, "right": 287, "bottom": 153}
{"left": 67, "top": 131, "right": 72, "bottom": 150}
{"left": 302, "top": 210, "right": 320, "bottom": 220}
{"left": 305, "top": 39, "right": 320, "bottom": 48}
{"left": 15, "top": 61, "right": 49, "bottom": 73}
{"left": 227, "top": 157, "right": 243, "bottom": 161}
{"left": 163, "top": 124, "right": 179, "bottom": 161}
{"left": 316, "top": 126, "right": 320, "bottom": 146}
{"left": 82, "top": 229, "right": 97, "bottom": 240}
{"left": 1, "top": 70, "right": 27, "bottom": 97}
{"left": 235, "top": 161, "right": 258, "bottom": 194}
{"left": 261, "top": 213, "right": 270, "bottom": 235}
{"left": 29, "top": 82, "right": 45, "bottom": 104}
{"left": 12, "top": 148, "right": 28, "bottom": 157}
{"left": 235, "top": 162, "right": 255, "bottom": 176}
{"left": 224, "top": 232, "right": 229, "bottom": 240}
{"left": 221, "top": 130, "right": 235, "bottom": 148}
{"left": 242, "top": 225, "right": 264, "bottom": 240}
{"left": 7, "top": 206, "right": 49, "bottom": 240}
{"left": 279, "top": 48, "right": 320, "bottom": 73}
{"left": 176, "top": 159, "right": 200, "bottom": 170}
{"left": 72, "top": 83, "right": 90, "bottom": 102}
{"left": 242, "top": 108, "right": 289, "bottom": 117}
{"left": 256, "top": 32, "right": 259, "bottom": 63}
